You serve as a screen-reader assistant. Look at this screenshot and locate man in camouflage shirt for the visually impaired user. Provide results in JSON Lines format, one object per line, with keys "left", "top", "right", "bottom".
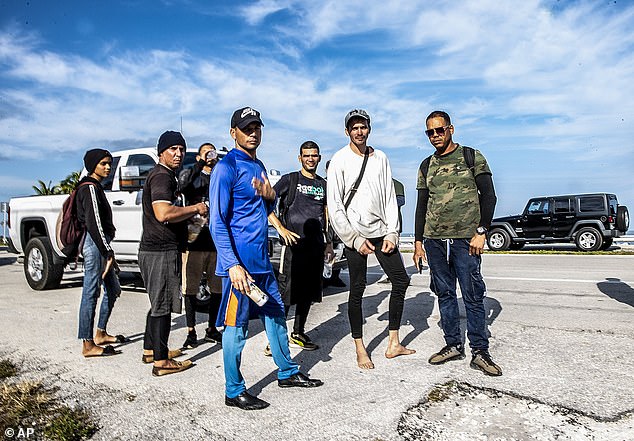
{"left": 413, "top": 110, "right": 502, "bottom": 376}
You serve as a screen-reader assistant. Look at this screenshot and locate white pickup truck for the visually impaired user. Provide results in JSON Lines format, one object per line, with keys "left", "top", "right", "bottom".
{"left": 8, "top": 147, "right": 345, "bottom": 291}
{"left": 7, "top": 147, "right": 172, "bottom": 290}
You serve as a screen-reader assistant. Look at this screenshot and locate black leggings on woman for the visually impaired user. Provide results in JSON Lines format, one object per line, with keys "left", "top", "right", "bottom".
{"left": 344, "top": 236, "right": 410, "bottom": 339}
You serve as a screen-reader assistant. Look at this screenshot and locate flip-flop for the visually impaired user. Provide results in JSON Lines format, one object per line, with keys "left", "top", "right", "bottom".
{"left": 84, "top": 345, "right": 121, "bottom": 358}
{"left": 114, "top": 334, "right": 129, "bottom": 343}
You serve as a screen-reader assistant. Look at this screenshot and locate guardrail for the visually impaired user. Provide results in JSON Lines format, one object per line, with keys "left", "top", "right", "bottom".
{"left": 397, "top": 235, "right": 634, "bottom": 251}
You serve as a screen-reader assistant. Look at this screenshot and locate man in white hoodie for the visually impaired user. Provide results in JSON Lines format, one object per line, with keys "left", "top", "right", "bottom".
{"left": 327, "top": 109, "right": 415, "bottom": 369}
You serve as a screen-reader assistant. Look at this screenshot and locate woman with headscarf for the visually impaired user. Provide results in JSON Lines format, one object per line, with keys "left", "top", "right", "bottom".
{"left": 76, "top": 148, "right": 125, "bottom": 357}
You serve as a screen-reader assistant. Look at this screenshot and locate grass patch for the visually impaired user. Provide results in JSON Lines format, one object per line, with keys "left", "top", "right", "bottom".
{"left": 0, "top": 359, "right": 98, "bottom": 440}
{"left": 427, "top": 381, "right": 458, "bottom": 403}
{"left": 0, "top": 359, "right": 17, "bottom": 379}
{"left": 44, "top": 407, "right": 97, "bottom": 441}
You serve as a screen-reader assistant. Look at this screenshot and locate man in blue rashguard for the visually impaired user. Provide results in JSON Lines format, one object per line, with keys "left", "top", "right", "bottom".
{"left": 209, "top": 107, "right": 323, "bottom": 411}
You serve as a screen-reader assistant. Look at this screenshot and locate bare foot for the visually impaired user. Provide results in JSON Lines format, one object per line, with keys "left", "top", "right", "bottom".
{"left": 82, "top": 346, "right": 106, "bottom": 357}
{"left": 82, "top": 340, "right": 117, "bottom": 357}
{"left": 356, "top": 348, "right": 375, "bottom": 369}
{"left": 353, "top": 338, "right": 375, "bottom": 369}
{"left": 385, "top": 343, "right": 416, "bottom": 359}
{"left": 94, "top": 330, "right": 117, "bottom": 345}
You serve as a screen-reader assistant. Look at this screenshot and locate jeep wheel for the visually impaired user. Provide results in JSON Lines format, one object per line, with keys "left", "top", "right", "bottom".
{"left": 24, "top": 237, "right": 64, "bottom": 290}
{"left": 574, "top": 227, "right": 603, "bottom": 252}
{"left": 616, "top": 206, "right": 629, "bottom": 232}
{"left": 487, "top": 229, "right": 511, "bottom": 251}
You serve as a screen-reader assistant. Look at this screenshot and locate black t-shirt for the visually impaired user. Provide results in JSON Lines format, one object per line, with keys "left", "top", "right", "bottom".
{"left": 140, "top": 164, "right": 187, "bottom": 252}
{"left": 274, "top": 172, "right": 327, "bottom": 240}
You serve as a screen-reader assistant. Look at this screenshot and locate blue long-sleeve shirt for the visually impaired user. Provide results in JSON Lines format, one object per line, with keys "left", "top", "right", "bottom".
{"left": 209, "top": 148, "right": 284, "bottom": 327}
{"left": 209, "top": 148, "right": 276, "bottom": 275}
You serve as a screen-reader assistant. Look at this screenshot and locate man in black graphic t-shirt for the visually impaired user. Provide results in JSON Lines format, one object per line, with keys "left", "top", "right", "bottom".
{"left": 268, "top": 141, "right": 334, "bottom": 352}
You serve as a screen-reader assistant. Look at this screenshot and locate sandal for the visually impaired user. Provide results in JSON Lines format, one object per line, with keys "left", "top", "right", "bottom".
{"left": 84, "top": 345, "right": 121, "bottom": 358}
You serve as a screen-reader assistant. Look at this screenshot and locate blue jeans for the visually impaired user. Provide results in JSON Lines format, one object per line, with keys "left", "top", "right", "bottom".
{"left": 424, "top": 238, "right": 488, "bottom": 351}
{"left": 78, "top": 234, "right": 121, "bottom": 340}
{"left": 222, "top": 314, "right": 299, "bottom": 398}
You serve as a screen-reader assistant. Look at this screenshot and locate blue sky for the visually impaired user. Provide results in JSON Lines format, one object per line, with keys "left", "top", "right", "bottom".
{"left": 1, "top": 0, "right": 633, "bottom": 234}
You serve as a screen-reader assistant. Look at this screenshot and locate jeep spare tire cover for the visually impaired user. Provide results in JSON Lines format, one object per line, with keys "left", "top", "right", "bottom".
{"left": 616, "top": 206, "right": 629, "bottom": 232}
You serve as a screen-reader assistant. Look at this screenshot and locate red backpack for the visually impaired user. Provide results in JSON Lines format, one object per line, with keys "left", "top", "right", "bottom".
{"left": 55, "top": 181, "right": 95, "bottom": 259}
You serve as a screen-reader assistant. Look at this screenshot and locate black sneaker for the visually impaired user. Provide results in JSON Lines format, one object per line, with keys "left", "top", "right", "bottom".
{"left": 470, "top": 350, "right": 502, "bottom": 376}
{"left": 428, "top": 344, "right": 465, "bottom": 365}
{"left": 204, "top": 327, "right": 222, "bottom": 345}
{"left": 289, "top": 332, "right": 318, "bottom": 351}
{"left": 183, "top": 331, "right": 198, "bottom": 349}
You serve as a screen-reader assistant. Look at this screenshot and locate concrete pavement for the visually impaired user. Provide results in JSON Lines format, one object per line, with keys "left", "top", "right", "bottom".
{"left": 0, "top": 250, "right": 632, "bottom": 440}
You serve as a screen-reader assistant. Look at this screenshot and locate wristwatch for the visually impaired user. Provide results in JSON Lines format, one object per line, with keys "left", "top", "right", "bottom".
{"left": 476, "top": 226, "right": 488, "bottom": 235}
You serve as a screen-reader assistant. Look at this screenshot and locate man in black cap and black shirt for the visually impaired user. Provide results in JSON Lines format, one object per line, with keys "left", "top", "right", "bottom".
{"left": 179, "top": 142, "right": 223, "bottom": 349}
{"left": 139, "top": 130, "right": 208, "bottom": 376}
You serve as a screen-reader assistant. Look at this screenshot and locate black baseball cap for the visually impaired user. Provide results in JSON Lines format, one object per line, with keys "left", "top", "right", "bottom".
{"left": 231, "top": 107, "right": 264, "bottom": 130}
{"left": 345, "top": 109, "right": 371, "bottom": 129}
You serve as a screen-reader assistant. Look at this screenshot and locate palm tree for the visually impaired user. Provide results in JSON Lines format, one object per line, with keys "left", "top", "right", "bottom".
{"left": 32, "top": 180, "right": 60, "bottom": 195}
{"left": 58, "top": 171, "right": 81, "bottom": 194}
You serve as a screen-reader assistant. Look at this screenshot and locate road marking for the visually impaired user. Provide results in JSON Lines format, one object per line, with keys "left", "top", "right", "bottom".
{"left": 485, "top": 276, "right": 633, "bottom": 284}
{"left": 369, "top": 271, "right": 633, "bottom": 285}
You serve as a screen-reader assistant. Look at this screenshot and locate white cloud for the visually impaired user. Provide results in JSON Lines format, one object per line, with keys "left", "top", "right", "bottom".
{"left": 2, "top": 1, "right": 634, "bottom": 219}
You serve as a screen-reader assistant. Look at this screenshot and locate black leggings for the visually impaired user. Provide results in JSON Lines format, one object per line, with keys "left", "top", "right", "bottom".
{"left": 184, "top": 294, "right": 221, "bottom": 329}
{"left": 143, "top": 311, "right": 171, "bottom": 361}
{"left": 284, "top": 300, "right": 312, "bottom": 335}
{"left": 345, "top": 237, "right": 409, "bottom": 339}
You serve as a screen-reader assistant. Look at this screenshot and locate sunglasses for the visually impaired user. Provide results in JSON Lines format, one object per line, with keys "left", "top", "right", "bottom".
{"left": 425, "top": 125, "right": 451, "bottom": 137}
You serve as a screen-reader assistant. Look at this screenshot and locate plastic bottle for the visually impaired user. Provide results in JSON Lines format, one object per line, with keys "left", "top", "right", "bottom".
{"left": 246, "top": 281, "right": 269, "bottom": 306}
{"left": 323, "top": 260, "right": 333, "bottom": 279}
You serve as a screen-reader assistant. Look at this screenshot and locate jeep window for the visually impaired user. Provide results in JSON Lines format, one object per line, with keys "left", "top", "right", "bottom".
{"left": 579, "top": 196, "right": 604, "bottom": 212}
{"left": 127, "top": 154, "right": 155, "bottom": 177}
{"left": 554, "top": 198, "right": 572, "bottom": 213}
{"left": 101, "top": 156, "right": 121, "bottom": 191}
{"left": 607, "top": 194, "right": 618, "bottom": 215}
{"left": 527, "top": 199, "right": 549, "bottom": 214}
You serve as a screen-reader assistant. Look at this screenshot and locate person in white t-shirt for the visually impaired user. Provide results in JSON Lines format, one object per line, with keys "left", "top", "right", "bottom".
{"left": 327, "top": 109, "right": 415, "bottom": 369}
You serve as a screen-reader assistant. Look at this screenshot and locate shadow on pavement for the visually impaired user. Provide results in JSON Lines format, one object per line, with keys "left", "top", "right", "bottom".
{"left": 0, "top": 255, "right": 16, "bottom": 266}
{"left": 248, "top": 290, "right": 391, "bottom": 395}
{"left": 367, "top": 290, "right": 435, "bottom": 354}
{"left": 597, "top": 277, "right": 634, "bottom": 308}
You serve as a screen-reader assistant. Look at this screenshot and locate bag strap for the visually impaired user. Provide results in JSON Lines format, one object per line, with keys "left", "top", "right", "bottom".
{"left": 462, "top": 145, "right": 476, "bottom": 173}
{"left": 279, "top": 171, "right": 300, "bottom": 226}
{"left": 344, "top": 148, "right": 370, "bottom": 210}
{"left": 419, "top": 145, "right": 477, "bottom": 185}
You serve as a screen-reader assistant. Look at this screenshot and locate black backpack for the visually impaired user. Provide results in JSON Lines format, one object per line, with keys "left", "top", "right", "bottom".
{"left": 419, "top": 145, "right": 476, "bottom": 184}
{"left": 278, "top": 171, "right": 301, "bottom": 226}
{"left": 55, "top": 181, "right": 95, "bottom": 259}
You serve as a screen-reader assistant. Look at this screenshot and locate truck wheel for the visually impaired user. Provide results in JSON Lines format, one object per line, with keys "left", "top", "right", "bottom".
{"left": 600, "top": 238, "right": 613, "bottom": 250}
{"left": 574, "top": 227, "right": 603, "bottom": 252}
{"left": 616, "top": 206, "right": 629, "bottom": 232}
{"left": 24, "top": 237, "right": 64, "bottom": 290}
{"left": 487, "top": 229, "right": 511, "bottom": 251}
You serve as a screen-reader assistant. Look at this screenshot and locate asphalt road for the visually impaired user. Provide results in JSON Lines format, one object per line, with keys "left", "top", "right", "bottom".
{"left": 0, "top": 249, "right": 632, "bottom": 440}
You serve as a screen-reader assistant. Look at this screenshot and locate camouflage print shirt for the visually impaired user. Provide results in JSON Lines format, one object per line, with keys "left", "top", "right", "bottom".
{"left": 416, "top": 144, "right": 491, "bottom": 239}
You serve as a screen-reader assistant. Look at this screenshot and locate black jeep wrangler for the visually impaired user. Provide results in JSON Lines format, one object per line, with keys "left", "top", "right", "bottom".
{"left": 487, "top": 193, "right": 629, "bottom": 251}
